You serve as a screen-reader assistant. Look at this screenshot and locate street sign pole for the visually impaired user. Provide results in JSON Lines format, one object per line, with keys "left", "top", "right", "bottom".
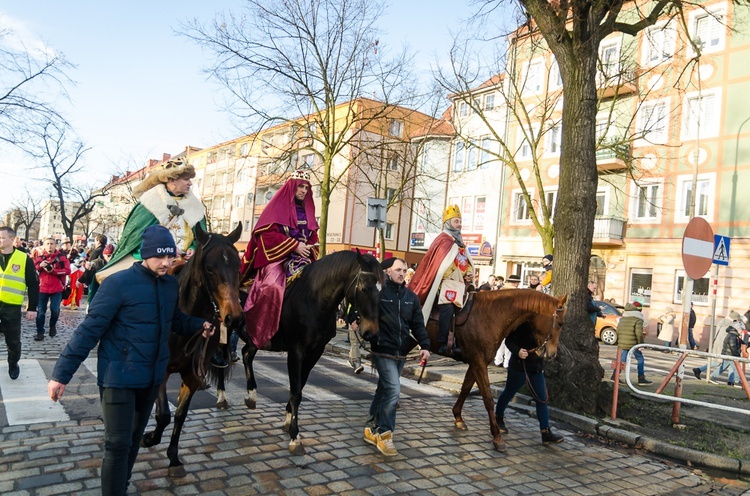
{"left": 707, "top": 264, "right": 720, "bottom": 380}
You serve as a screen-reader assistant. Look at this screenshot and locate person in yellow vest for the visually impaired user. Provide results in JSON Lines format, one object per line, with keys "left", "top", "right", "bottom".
{"left": 0, "top": 226, "right": 40, "bottom": 380}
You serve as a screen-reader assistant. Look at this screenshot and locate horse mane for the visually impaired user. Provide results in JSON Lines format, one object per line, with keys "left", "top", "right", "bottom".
{"left": 288, "top": 251, "right": 381, "bottom": 305}
{"left": 478, "top": 289, "right": 557, "bottom": 315}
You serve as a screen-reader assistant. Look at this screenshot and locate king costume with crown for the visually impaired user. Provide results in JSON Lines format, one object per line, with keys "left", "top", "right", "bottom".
{"left": 241, "top": 170, "right": 319, "bottom": 348}
{"left": 408, "top": 205, "right": 474, "bottom": 354}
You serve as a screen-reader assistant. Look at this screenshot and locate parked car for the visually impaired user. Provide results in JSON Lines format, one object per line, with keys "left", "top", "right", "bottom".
{"left": 595, "top": 301, "right": 623, "bottom": 345}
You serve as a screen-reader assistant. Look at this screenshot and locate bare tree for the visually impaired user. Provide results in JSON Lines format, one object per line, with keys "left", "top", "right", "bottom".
{"left": 27, "top": 121, "right": 110, "bottom": 242}
{"left": 0, "top": 24, "right": 73, "bottom": 147}
{"left": 8, "top": 191, "right": 44, "bottom": 239}
{"left": 182, "top": 0, "right": 429, "bottom": 254}
{"left": 465, "top": 0, "right": 737, "bottom": 413}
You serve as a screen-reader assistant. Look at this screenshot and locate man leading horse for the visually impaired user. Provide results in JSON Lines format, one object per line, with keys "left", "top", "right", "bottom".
{"left": 240, "top": 169, "right": 319, "bottom": 348}
{"left": 408, "top": 204, "right": 474, "bottom": 357}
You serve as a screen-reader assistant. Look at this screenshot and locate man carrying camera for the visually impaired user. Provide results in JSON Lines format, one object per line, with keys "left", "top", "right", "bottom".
{"left": 33, "top": 238, "right": 71, "bottom": 341}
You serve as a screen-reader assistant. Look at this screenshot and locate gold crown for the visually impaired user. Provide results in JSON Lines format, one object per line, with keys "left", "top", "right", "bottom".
{"left": 289, "top": 169, "right": 311, "bottom": 181}
{"left": 443, "top": 204, "right": 462, "bottom": 222}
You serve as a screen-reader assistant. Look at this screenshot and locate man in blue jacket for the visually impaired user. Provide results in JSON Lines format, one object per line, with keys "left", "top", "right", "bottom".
{"left": 362, "top": 257, "right": 430, "bottom": 457}
{"left": 47, "top": 225, "right": 214, "bottom": 496}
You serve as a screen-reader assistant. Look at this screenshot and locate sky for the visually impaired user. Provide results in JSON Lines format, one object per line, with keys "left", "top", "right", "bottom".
{"left": 0, "top": 0, "right": 491, "bottom": 215}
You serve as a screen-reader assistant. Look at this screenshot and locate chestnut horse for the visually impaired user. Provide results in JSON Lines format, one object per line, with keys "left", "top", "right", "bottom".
{"left": 424, "top": 289, "right": 567, "bottom": 451}
{"left": 234, "top": 250, "right": 383, "bottom": 455}
{"left": 141, "top": 222, "right": 243, "bottom": 477}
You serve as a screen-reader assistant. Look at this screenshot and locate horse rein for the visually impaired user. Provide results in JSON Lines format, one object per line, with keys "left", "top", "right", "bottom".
{"left": 522, "top": 305, "right": 564, "bottom": 404}
{"left": 527, "top": 306, "right": 564, "bottom": 358}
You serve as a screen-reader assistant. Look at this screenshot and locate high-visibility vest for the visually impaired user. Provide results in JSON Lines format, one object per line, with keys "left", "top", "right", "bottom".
{"left": 0, "top": 250, "right": 28, "bottom": 305}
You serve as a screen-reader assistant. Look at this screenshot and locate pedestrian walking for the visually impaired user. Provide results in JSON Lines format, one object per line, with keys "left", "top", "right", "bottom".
{"left": 0, "top": 226, "right": 39, "bottom": 380}
{"left": 364, "top": 257, "right": 430, "bottom": 456}
{"left": 613, "top": 303, "right": 652, "bottom": 385}
{"left": 33, "top": 238, "right": 71, "bottom": 340}
{"left": 657, "top": 307, "right": 676, "bottom": 347}
{"left": 47, "top": 225, "right": 215, "bottom": 496}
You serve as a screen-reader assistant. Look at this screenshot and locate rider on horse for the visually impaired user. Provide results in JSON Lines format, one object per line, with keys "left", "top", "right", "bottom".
{"left": 240, "top": 169, "right": 319, "bottom": 349}
{"left": 408, "top": 205, "right": 474, "bottom": 357}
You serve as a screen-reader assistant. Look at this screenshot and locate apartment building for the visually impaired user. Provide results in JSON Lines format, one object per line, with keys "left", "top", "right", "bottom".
{"left": 438, "top": 0, "right": 750, "bottom": 346}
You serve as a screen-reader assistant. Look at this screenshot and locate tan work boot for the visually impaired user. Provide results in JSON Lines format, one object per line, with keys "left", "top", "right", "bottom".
{"left": 376, "top": 430, "right": 398, "bottom": 456}
{"left": 363, "top": 426, "right": 377, "bottom": 446}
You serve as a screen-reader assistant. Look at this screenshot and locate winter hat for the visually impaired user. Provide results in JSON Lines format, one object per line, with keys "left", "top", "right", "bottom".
{"left": 380, "top": 257, "right": 396, "bottom": 271}
{"left": 729, "top": 310, "right": 741, "bottom": 321}
{"left": 624, "top": 303, "right": 636, "bottom": 311}
{"left": 140, "top": 225, "right": 176, "bottom": 259}
{"left": 543, "top": 254, "right": 553, "bottom": 262}
{"left": 132, "top": 158, "right": 196, "bottom": 198}
{"left": 632, "top": 301, "right": 643, "bottom": 309}
{"left": 103, "top": 244, "right": 115, "bottom": 255}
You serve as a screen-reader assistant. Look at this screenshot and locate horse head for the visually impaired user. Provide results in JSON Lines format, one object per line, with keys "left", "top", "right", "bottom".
{"left": 531, "top": 293, "right": 567, "bottom": 359}
{"left": 347, "top": 250, "right": 384, "bottom": 341}
{"left": 191, "top": 222, "right": 244, "bottom": 330}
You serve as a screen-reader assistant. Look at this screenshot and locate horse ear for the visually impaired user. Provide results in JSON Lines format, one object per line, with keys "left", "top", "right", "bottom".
{"left": 558, "top": 294, "right": 568, "bottom": 306}
{"left": 195, "top": 223, "right": 209, "bottom": 245}
{"left": 228, "top": 222, "right": 242, "bottom": 244}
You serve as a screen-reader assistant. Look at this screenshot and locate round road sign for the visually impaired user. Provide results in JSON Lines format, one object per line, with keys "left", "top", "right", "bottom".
{"left": 682, "top": 217, "right": 714, "bottom": 279}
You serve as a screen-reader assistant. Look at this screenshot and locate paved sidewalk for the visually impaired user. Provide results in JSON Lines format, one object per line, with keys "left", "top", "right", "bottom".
{"left": 328, "top": 327, "right": 750, "bottom": 480}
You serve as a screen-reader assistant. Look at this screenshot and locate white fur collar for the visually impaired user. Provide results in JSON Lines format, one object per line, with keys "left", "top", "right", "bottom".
{"left": 139, "top": 185, "right": 204, "bottom": 227}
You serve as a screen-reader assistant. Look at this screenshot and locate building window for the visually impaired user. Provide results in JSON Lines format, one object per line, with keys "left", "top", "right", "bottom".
{"left": 596, "top": 188, "right": 609, "bottom": 216}
{"left": 637, "top": 99, "right": 669, "bottom": 145}
{"left": 676, "top": 173, "right": 714, "bottom": 221}
{"left": 387, "top": 154, "right": 399, "bottom": 171}
{"left": 480, "top": 137, "right": 493, "bottom": 169}
{"left": 458, "top": 101, "right": 469, "bottom": 118}
{"left": 683, "top": 89, "right": 720, "bottom": 140}
{"left": 239, "top": 142, "right": 250, "bottom": 156}
{"left": 474, "top": 196, "right": 486, "bottom": 231}
{"left": 628, "top": 268, "right": 652, "bottom": 306}
{"left": 641, "top": 21, "right": 676, "bottom": 67}
{"left": 599, "top": 41, "right": 621, "bottom": 79}
{"left": 545, "top": 124, "right": 562, "bottom": 156}
{"left": 674, "top": 270, "right": 710, "bottom": 305}
{"left": 523, "top": 59, "right": 543, "bottom": 95}
{"left": 689, "top": 5, "right": 726, "bottom": 54}
{"left": 301, "top": 154, "right": 315, "bottom": 168}
{"left": 246, "top": 192, "right": 254, "bottom": 204}
{"left": 549, "top": 60, "right": 563, "bottom": 90}
{"left": 453, "top": 141, "right": 465, "bottom": 172}
{"left": 385, "top": 222, "right": 394, "bottom": 240}
{"left": 483, "top": 94, "right": 495, "bottom": 111}
{"left": 631, "top": 180, "right": 661, "bottom": 222}
{"left": 244, "top": 220, "right": 250, "bottom": 232}
{"left": 466, "top": 142, "right": 478, "bottom": 171}
{"left": 314, "top": 185, "right": 321, "bottom": 198}
{"left": 386, "top": 188, "right": 397, "bottom": 203}
{"left": 234, "top": 196, "right": 243, "bottom": 208}
{"left": 544, "top": 188, "right": 558, "bottom": 219}
{"left": 388, "top": 119, "right": 403, "bottom": 137}
{"left": 511, "top": 189, "right": 533, "bottom": 224}
{"left": 420, "top": 142, "right": 431, "bottom": 172}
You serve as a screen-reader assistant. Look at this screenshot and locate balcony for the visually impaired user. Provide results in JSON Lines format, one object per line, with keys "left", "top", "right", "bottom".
{"left": 593, "top": 216, "right": 626, "bottom": 246}
{"left": 596, "top": 142, "right": 630, "bottom": 172}
{"left": 596, "top": 65, "right": 638, "bottom": 99}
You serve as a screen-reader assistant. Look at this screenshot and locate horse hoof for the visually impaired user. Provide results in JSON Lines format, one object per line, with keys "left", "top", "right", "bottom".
{"left": 244, "top": 398, "right": 256, "bottom": 409}
{"left": 141, "top": 433, "right": 157, "bottom": 448}
{"left": 455, "top": 419, "right": 468, "bottom": 430}
{"left": 288, "top": 441, "right": 305, "bottom": 455}
{"left": 216, "top": 400, "right": 229, "bottom": 410}
{"left": 168, "top": 465, "right": 187, "bottom": 478}
{"left": 493, "top": 438, "right": 507, "bottom": 452}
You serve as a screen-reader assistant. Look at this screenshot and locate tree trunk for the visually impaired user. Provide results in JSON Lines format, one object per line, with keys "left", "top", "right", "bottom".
{"left": 544, "top": 46, "right": 605, "bottom": 415}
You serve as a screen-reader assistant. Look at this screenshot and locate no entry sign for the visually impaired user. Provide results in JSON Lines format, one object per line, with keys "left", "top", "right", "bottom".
{"left": 682, "top": 217, "right": 714, "bottom": 279}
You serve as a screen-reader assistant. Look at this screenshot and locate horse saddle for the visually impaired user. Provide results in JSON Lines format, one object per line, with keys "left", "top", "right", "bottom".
{"left": 428, "top": 291, "right": 476, "bottom": 327}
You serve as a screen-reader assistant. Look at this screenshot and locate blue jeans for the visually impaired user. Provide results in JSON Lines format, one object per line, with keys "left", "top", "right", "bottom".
{"left": 36, "top": 291, "right": 63, "bottom": 334}
{"left": 495, "top": 367, "right": 550, "bottom": 430}
{"left": 367, "top": 354, "right": 404, "bottom": 434}
{"left": 100, "top": 385, "right": 159, "bottom": 496}
{"left": 621, "top": 349, "right": 645, "bottom": 377}
{"left": 710, "top": 359, "right": 739, "bottom": 383}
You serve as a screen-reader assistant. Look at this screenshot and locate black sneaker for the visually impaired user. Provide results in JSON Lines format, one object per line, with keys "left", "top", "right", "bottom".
{"left": 8, "top": 363, "right": 19, "bottom": 380}
{"left": 34, "top": 334, "right": 44, "bottom": 341}
{"left": 692, "top": 368, "right": 702, "bottom": 380}
{"left": 49, "top": 326, "right": 57, "bottom": 337}
{"left": 638, "top": 376, "right": 653, "bottom": 385}
{"left": 541, "top": 428, "right": 564, "bottom": 445}
{"left": 495, "top": 416, "right": 508, "bottom": 434}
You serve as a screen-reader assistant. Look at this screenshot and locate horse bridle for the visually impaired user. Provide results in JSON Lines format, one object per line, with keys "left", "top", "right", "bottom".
{"left": 528, "top": 305, "right": 565, "bottom": 358}
{"left": 344, "top": 269, "right": 381, "bottom": 310}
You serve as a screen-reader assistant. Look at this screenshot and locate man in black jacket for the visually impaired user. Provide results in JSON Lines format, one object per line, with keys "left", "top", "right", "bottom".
{"left": 363, "top": 257, "right": 430, "bottom": 457}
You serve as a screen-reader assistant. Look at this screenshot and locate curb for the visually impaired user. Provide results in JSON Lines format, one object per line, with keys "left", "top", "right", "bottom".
{"left": 327, "top": 331, "right": 750, "bottom": 478}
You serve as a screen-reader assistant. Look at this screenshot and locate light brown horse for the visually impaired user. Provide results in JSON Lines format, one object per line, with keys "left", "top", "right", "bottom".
{"left": 423, "top": 289, "right": 567, "bottom": 451}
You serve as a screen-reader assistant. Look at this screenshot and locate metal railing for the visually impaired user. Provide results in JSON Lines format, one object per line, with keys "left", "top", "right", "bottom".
{"left": 620, "top": 344, "right": 750, "bottom": 416}
{"left": 593, "top": 216, "right": 625, "bottom": 240}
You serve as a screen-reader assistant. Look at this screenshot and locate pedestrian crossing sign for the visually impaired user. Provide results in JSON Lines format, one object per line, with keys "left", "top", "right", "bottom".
{"left": 713, "top": 235, "right": 730, "bottom": 266}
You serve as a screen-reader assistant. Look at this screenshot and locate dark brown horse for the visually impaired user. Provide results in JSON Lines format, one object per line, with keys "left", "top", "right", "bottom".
{"left": 233, "top": 250, "right": 383, "bottom": 454}
{"left": 424, "top": 289, "right": 567, "bottom": 451}
{"left": 141, "top": 222, "right": 243, "bottom": 477}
